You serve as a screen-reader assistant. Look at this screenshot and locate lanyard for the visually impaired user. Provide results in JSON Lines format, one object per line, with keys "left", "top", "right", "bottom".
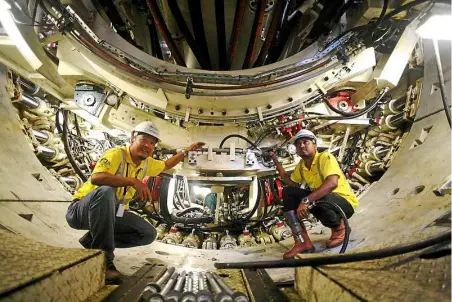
{"left": 121, "top": 163, "right": 143, "bottom": 201}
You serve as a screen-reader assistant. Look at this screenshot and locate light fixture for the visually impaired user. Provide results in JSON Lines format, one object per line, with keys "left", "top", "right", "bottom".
{"left": 0, "top": 0, "right": 42, "bottom": 70}
{"left": 416, "top": 15, "right": 452, "bottom": 41}
{"left": 416, "top": 14, "right": 452, "bottom": 128}
{"left": 0, "top": 0, "right": 10, "bottom": 11}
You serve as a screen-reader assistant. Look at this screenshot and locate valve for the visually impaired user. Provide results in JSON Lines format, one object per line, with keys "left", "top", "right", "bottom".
{"left": 161, "top": 226, "right": 183, "bottom": 245}
{"left": 269, "top": 218, "right": 292, "bottom": 241}
{"left": 219, "top": 230, "right": 238, "bottom": 250}
{"left": 238, "top": 226, "right": 257, "bottom": 247}
{"left": 181, "top": 229, "right": 201, "bottom": 249}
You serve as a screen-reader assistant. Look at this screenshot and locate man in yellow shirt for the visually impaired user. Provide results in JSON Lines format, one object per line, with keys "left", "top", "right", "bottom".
{"left": 66, "top": 121, "right": 204, "bottom": 281}
{"left": 271, "top": 129, "right": 358, "bottom": 259}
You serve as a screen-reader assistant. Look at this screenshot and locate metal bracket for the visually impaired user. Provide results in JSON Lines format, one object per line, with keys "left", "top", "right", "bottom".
{"left": 185, "top": 77, "right": 193, "bottom": 99}
{"left": 187, "top": 151, "right": 197, "bottom": 165}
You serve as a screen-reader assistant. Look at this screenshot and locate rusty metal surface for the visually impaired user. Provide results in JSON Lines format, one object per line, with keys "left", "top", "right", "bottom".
{"left": 86, "top": 286, "right": 118, "bottom": 302}
{"left": 295, "top": 245, "right": 451, "bottom": 302}
{"left": 216, "top": 269, "right": 249, "bottom": 297}
{"left": 0, "top": 230, "right": 104, "bottom": 298}
{"left": 2, "top": 255, "right": 105, "bottom": 302}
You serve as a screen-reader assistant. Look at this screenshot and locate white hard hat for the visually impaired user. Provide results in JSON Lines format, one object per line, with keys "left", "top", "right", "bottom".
{"left": 291, "top": 129, "right": 317, "bottom": 144}
{"left": 132, "top": 121, "right": 160, "bottom": 141}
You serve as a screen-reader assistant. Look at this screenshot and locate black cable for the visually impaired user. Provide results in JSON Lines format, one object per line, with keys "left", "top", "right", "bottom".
{"left": 219, "top": 134, "right": 261, "bottom": 150}
{"left": 254, "top": 131, "right": 269, "bottom": 146}
{"left": 381, "top": 0, "right": 449, "bottom": 23}
{"left": 62, "top": 110, "right": 88, "bottom": 182}
{"left": 302, "top": 111, "right": 325, "bottom": 116}
{"left": 375, "top": 0, "right": 389, "bottom": 27}
{"left": 214, "top": 231, "right": 451, "bottom": 269}
{"left": 73, "top": 113, "right": 82, "bottom": 136}
{"left": 255, "top": 130, "right": 275, "bottom": 146}
{"left": 54, "top": 106, "right": 63, "bottom": 134}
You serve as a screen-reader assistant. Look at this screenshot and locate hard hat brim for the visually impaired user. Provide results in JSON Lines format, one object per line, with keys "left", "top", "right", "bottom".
{"left": 133, "top": 131, "right": 160, "bottom": 142}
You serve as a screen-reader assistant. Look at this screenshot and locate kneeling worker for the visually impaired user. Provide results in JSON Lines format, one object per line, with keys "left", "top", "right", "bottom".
{"left": 271, "top": 129, "right": 358, "bottom": 259}
{"left": 66, "top": 121, "right": 204, "bottom": 281}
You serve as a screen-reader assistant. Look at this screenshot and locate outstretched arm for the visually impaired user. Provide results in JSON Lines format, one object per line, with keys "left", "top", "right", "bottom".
{"left": 164, "top": 142, "right": 206, "bottom": 170}
{"left": 270, "top": 152, "right": 297, "bottom": 187}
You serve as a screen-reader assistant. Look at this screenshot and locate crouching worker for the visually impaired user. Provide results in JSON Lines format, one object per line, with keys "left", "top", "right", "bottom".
{"left": 66, "top": 121, "right": 204, "bottom": 281}
{"left": 270, "top": 129, "right": 358, "bottom": 259}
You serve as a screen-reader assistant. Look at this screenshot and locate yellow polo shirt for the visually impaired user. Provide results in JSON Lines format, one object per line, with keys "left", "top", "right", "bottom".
{"left": 73, "top": 146, "right": 166, "bottom": 209}
{"left": 290, "top": 152, "right": 359, "bottom": 210}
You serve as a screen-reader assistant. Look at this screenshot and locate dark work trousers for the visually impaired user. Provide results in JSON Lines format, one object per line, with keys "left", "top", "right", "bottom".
{"left": 66, "top": 186, "right": 157, "bottom": 265}
{"left": 282, "top": 187, "right": 354, "bottom": 228}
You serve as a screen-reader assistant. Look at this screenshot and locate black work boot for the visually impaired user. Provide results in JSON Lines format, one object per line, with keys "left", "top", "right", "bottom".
{"left": 79, "top": 232, "right": 92, "bottom": 249}
{"left": 105, "top": 262, "right": 124, "bottom": 284}
{"left": 283, "top": 210, "right": 315, "bottom": 259}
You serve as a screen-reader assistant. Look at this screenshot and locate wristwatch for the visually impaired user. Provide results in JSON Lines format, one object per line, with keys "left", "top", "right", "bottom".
{"left": 301, "top": 197, "right": 310, "bottom": 204}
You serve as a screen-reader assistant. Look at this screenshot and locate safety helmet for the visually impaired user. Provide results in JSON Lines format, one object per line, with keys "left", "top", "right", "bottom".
{"left": 132, "top": 121, "right": 160, "bottom": 141}
{"left": 291, "top": 129, "right": 317, "bottom": 144}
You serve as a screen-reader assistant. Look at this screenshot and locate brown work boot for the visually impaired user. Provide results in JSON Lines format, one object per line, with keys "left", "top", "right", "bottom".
{"left": 283, "top": 210, "right": 315, "bottom": 259}
{"left": 105, "top": 263, "right": 124, "bottom": 284}
{"left": 326, "top": 220, "right": 346, "bottom": 249}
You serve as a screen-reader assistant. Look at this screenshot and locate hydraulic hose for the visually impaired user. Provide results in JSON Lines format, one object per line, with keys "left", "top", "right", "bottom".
{"left": 73, "top": 113, "right": 82, "bottom": 136}
{"left": 169, "top": 207, "right": 214, "bottom": 224}
{"left": 62, "top": 110, "right": 88, "bottom": 182}
{"left": 375, "top": 0, "right": 389, "bottom": 27}
{"left": 219, "top": 134, "right": 261, "bottom": 150}
{"left": 277, "top": 89, "right": 389, "bottom": 129}
{"left": 316, "top": 200, "right": 350, "bottom": 254}
{"left": 214, "top": 231, "right": 451, "bottom": 269}
{"left": 170, "top": 213, "right": 214, "bottom": 224}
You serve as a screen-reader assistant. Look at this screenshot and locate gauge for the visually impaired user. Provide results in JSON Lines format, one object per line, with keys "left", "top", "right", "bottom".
{"left": 287, "top": 143, "right": 296, "bottom": 155}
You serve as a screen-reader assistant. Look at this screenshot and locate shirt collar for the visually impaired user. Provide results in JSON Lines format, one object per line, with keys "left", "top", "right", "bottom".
{"left": 122, "top": 146, "right": 143, "bottom": 167}
{"left": 302, "top": 152, "right": 320, "bottom": 170}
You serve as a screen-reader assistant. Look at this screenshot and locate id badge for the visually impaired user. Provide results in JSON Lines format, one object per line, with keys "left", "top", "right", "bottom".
{"left": 116, "top": 203, "right": 125, "bottom": 217}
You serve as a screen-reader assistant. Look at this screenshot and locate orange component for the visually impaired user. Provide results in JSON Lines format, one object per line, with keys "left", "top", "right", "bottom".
{"left": 264, "top": 181, "right": 274, "bottom": 205}
{"left": 142, "top": 176, "right": 162, "bottom": 201}
{"left": 274, "top": 179, "right": 283, "bottom": 200}
{"left": 89, "top": 161, "right": 97, "bottom": 171}
{"left": 151, "top": 176, "right": 162, "bottom": 201}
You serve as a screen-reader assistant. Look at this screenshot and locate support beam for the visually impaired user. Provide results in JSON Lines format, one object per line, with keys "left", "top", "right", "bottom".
{"left": 267, "top": 5, "right": 302, "bottom": 64}
{"left": 254, "top": 0, "right": 290, "bottom": 67}
{"left": 215, "top": 0, "right": 227, "bottom": 70}
{"left": 167, "top": 0, "right": 211, "bottom": 69}
{"left": 189, "top": 0, "right": 211, "bottom": 68}
{"left": 227, "top": 0, "right": 246, "bottom": 69}
{"left": 145, "top": 0, "right": 186, "bottom": 67}
{"left": 243, "top": 0, "right": 268, "bottom": 69}
{"left": 97, "top": 0, "right": 134, "bottom": 44}
{"left": 148, "top": 19, "right": 163, "bottom": 60}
